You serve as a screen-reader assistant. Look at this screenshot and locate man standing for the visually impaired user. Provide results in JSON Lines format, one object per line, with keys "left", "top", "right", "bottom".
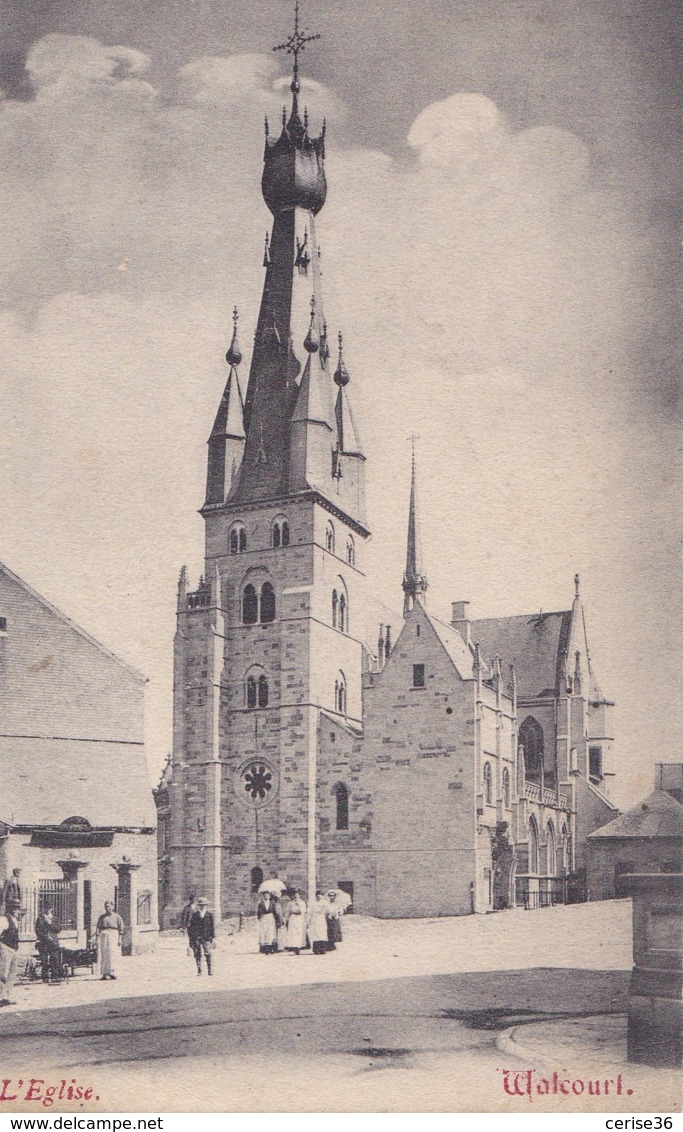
{"left": 180, "top": 893, "right": 197, "bottom": 932}
{"left": 187, "top": 897, "right": 215, "bottom": 976}
{"left": 35, "top": 906, "right": 61, "bottom": 983}
{"left": 1, "top": 869, "right": 22, "bottom": 914}
{"left": 0, "top": 898, "right": 23, "bottom": 1005}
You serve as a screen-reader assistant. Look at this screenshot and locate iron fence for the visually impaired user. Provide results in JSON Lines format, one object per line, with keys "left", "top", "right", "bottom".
{"left": 515, "top": 875, "right": 570, "bottom": 910}
{"left": 19, "top": 879, "right": 78, "bottom": 939}
{"left": 137, "top": 889, "right": 152, "bottom": 926}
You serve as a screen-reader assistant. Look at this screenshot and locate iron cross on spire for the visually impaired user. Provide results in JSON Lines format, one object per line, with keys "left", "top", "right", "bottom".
{"left": 273, "top": 1, "right": 320, "bottom": 88}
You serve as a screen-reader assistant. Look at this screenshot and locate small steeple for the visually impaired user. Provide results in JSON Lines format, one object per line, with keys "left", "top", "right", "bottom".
{"left": 402, "top": 438, "right": 428, "bottom": 617}
{"left": 205, "top": 307, "right": 246, "bottom": 505}
{"left": 333, "top": 332, "right": 363, "bottom": 458}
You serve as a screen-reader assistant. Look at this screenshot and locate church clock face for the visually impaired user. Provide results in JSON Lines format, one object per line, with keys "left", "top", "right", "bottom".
{"left": 235, "top": 759, "right": 278, "bottom": 809}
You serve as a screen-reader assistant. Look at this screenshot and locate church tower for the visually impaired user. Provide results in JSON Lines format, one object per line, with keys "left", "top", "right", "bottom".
{"left": 166, "top": 6, "right": 369, "bottom": 920}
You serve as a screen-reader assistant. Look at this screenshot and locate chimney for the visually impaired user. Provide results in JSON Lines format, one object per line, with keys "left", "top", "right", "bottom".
{"left": 385, "top": 625, "right": 392, "bottom": 660}
{"left": 377, "top": 624, "right": 385, "bottom": 671}
{"left": 451, "top": 600, "right": 471, "bottom": 646}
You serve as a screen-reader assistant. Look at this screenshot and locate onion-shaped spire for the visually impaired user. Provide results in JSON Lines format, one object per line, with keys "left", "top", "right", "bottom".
{"left": 225, "top": 306, "right": 242, "bottom": 366}
{"left": 303, "top": 295, "right": 320, "bottom": 353}
{"left": 334, "top": 331, "right": 350, "bottom": 386}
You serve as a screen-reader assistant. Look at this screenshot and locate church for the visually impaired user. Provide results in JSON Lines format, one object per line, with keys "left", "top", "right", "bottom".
{"left": 156, "top": 15, "right": 619, "bottom": 924}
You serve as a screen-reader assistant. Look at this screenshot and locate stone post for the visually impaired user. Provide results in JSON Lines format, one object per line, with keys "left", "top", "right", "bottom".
{"left": 111, "top": 858, "right": 142, "bottom": 956}
{"left": 56, "top": 857, "right": 89, "bottom": 946}
{"left": 623, "top": 873, "right": 683, "bottom": 1068}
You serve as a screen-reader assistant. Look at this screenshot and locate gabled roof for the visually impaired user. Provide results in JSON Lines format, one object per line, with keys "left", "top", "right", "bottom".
{"left": 0, "top": 737, "right": 155, "bottom": 828}
{"left": 588, "top": 790, "right": 683, "bottom": 841}
{"left": 0, "top": 562, "right": 146, "bottom": 683}
{"left": 472, "top": 610, "right": 571, "bottom": 699}
{"left": 421, "top": 604, "right": 476, "bottom": 681}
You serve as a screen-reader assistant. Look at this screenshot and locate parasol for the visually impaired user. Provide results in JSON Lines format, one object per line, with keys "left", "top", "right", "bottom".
{"left": 258, "top": 878, "right": 287, "bottom": 895}
{"left": 324, "top": 888, "right": 352, "bottom": 911}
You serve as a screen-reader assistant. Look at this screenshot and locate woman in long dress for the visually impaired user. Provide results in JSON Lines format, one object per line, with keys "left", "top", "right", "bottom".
{"left": 285, "top": 889, "right": 307, "bottom": 954}
{"left": 306, "top": 892, "right": 329, "bottom": 955}
{"left": 326, "top": 890, "right": 344, "bottom": 948}
{"left": 256, "top": 892, "right": 279, "bottom": 954}
{"left": 96, "top": 901, "right": 124, "bottom": 980}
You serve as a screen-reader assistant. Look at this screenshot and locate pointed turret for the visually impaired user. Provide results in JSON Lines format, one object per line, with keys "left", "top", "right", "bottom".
{"left": 334, "top": 333, "right": 364, "bottom": 458}
{"left": 289, "top": 297, "right": 336, "bottom": 492}
{"left": 402, "top": 445, "right": 429, "bottom": 617}
{"left": 205, "top": 308, "right": 246, "bottom": 505}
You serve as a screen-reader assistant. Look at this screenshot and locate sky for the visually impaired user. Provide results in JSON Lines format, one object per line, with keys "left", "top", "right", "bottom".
{"left": 0, "top": 0, "right": 680, "bottom": 809}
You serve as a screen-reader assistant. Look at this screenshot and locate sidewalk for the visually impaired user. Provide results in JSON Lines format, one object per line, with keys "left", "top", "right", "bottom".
{"left": 7, "top": 899, "right": 633, "bottom": 1014}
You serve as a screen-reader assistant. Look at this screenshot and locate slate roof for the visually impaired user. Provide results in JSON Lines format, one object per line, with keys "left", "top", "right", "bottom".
{"left": 0, "top": 737, "right": 155, "bottom": 829}
{"left": 472, "top": 610, "right": 572, "bottom": 700}
{"left": 426, "top": 608, "right": 476, "bottom": 681}
{"left": 588, "top": 790, "right": 683, "bottom": 841}
{"left": 0, "top": 562, "right": 146, "bottom": 682}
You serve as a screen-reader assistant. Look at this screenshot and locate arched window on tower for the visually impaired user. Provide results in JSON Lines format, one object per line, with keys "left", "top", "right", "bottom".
{"left": 258, "top": 674, "right": 269, "bottom": 708}
{"left": 483, "top": 761, "right": 493, "bottom": 805}
{"left": 282, "top": 521, "right": 290, "bottom": 546}
{"left": 332, "top": 590, "right": 338, "bottom": 629}
{"left": 246, "top": 675, "right": 257, "bottom": 709}
{"left": 334, "top": 783, "right": 349, "bottom": 831}
{"left": 325, "top": 522, "right": 335, "bottom": 554}
{"left": 230, "top": 522, "right": 247, "bottom": 555}
{"left": 260, "top": 581, "right": 276, "bottom": 623}
{"left": 334, "top": 673, "right": 347, "bottom": 716}
{"left": 346, "top": 537, "right": 355, "bottom": 566}
{"left": 272, "top": 522, "right": 281, "bottom": 549}
{"left": 502, "top": 767, "right": 511, "bottom": 809}
{"left": 339, "top": 593, "right": 347, "bottom": 633}
{"left": 242, "top": 583, "right": 258, "bottom": 624}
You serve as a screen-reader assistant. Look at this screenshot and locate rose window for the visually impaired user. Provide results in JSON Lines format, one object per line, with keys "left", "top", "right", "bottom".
{"left": 244, "top": 763, "right": 272, "bottom": 800}
{"left": 236, "top": 759, "right": 277, "bottom": 808}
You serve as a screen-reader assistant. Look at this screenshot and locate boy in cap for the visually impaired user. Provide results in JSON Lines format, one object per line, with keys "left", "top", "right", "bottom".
{"left": 187, "top": 898, "right": 215, "bottom": 976}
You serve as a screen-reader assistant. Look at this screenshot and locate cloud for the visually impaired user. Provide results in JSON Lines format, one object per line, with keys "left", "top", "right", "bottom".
{"left": 408, "top": 92, "right": 503, "bottom": 166}
{"left": 26, "top": 34, "right": 153, "bottom": 98}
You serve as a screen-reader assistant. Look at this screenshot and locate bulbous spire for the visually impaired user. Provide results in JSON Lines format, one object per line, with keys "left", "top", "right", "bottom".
{"left": 225, "top": 307, "right": 242, "bottom": 366}
{"left": 334, "top": 332, "right": 350, "bottom": 386}
{"left": 262, "top": 1, "right": 326, "bottom": 216}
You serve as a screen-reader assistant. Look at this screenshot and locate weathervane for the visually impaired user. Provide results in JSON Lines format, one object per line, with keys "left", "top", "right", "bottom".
{"left": 273, "top": 1, "right": 320, "bottom": 90}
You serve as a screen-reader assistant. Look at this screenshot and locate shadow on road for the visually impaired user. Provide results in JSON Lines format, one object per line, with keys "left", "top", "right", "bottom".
{"left": 0, "top": 967, "right": 628, "bottom": 1069}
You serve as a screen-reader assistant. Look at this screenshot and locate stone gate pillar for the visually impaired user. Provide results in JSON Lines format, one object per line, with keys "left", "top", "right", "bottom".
{"left": 56, "top": 857, "right": 88, "bottom": 946}
{"left": 111, "top": 858, "right": 142, "bottom": 956}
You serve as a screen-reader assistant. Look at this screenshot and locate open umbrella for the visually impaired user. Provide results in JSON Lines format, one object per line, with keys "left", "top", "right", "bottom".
{"left": 324, "top": 888, "right": 352, "bottom": 911}
{"left": 258, "top": 878, "right": 287, "bottom": 895}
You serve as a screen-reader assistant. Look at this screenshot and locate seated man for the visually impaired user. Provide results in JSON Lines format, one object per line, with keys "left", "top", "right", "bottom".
{"left": 35, "top": 906, "right": 61, "bottom": 983}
